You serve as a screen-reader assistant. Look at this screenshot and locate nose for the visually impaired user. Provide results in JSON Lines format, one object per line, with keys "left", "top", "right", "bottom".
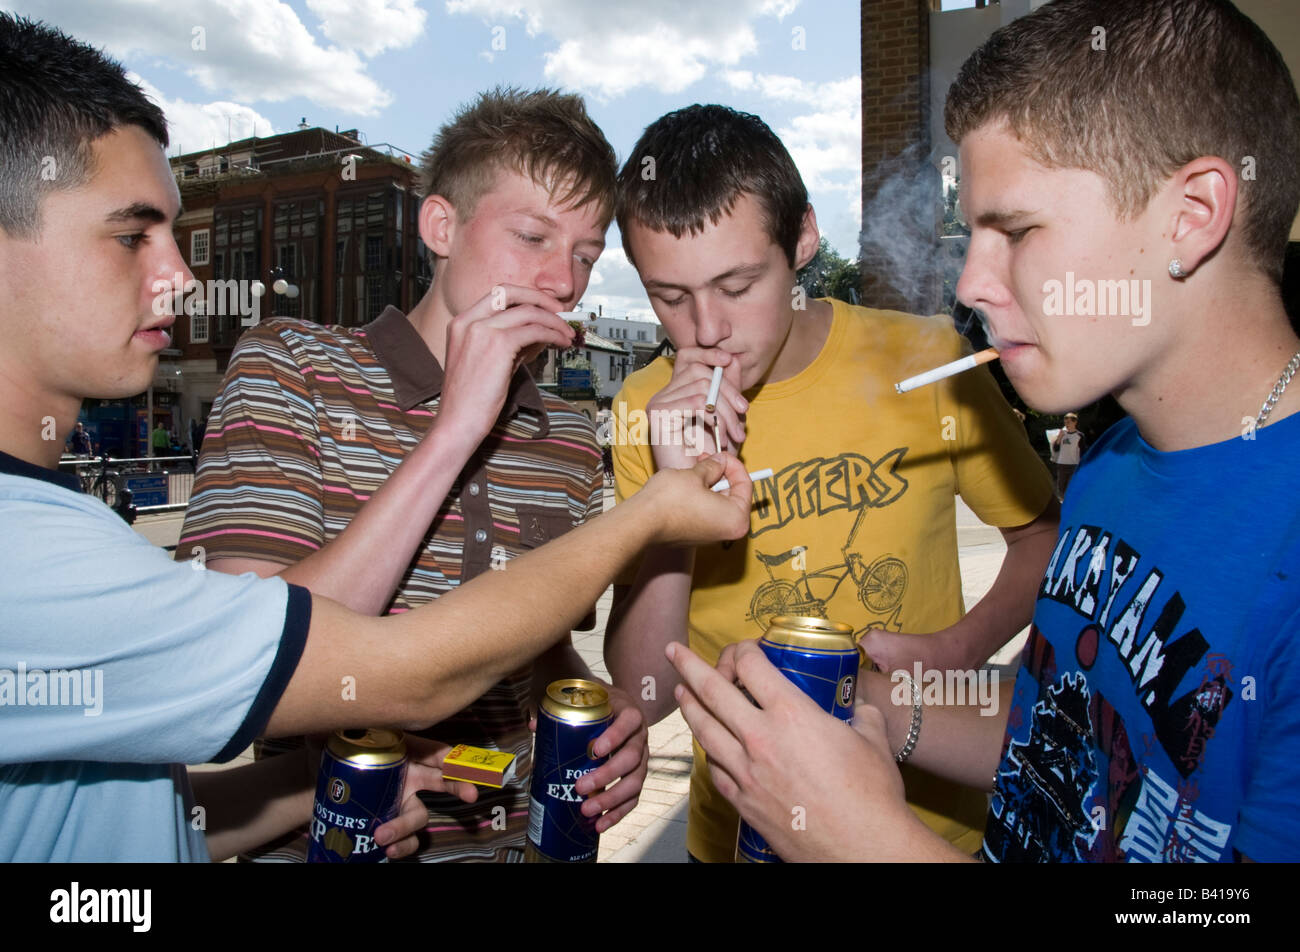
{"left": 954, "top": 234, "right": 1009, "bottom": 316}
{"left": 535, "top": 247, "right": 576, "bottom": 306}
{"left": 154, "top": 233, "right": 195, "bottom": 290}
{"left": 693, "top": 295, "right": 731, "bottom": 349}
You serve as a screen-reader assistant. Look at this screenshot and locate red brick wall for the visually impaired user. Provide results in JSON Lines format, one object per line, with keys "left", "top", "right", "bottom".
{"left": 860, "top": 0, "right": 942, "bottom": 313}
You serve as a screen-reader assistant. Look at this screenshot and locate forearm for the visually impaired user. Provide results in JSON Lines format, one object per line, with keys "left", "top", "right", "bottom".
{"left": 945, "top": 507, "right": 1059, "bottom": 668}
{"left": 189, "top": 749, "right": 314, "bottom": 862}
{"left": 604, "top": 547, "right": 695, "bottom": 725}
{"left": 267, "top": 492, "right": 663, "bottom": 736}
{"left": 862, "top": 669, "right": 1012, "bottom": 790}
{"left": 276, "top": 421, "right": 480, "bottom": 615}
{"left": 532, "top": 638, "right": 595, "bottom": 705}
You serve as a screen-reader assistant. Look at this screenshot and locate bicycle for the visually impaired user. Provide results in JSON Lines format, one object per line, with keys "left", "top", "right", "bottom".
{"left": 80, "top": 456, "right": 122, "bottom": 508}
{"left": 747, "top": 506, "right": 909, "bottom": 635}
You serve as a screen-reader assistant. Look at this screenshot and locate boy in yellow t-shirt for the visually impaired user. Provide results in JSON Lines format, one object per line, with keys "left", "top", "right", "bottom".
{"left": 605, "top": 104, "right": 1058, "bottom": 861}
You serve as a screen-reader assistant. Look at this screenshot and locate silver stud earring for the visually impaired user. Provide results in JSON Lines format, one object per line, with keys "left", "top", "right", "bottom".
{"left": 1168, "top": 258, "right": 1186, "bottom": 279}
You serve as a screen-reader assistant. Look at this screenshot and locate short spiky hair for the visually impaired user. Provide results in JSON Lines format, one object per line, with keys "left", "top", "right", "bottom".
{"left": 420, "top": 86, "right": 616, "bottom": 228}
{"left": 945, "top": 0, "right": 1300, "bottom": 282}
{"left": 0, "top": 14, "right": 168, "bottom": 239}
{"left": 616, "top": 105, "right": 809, "bottom": 268}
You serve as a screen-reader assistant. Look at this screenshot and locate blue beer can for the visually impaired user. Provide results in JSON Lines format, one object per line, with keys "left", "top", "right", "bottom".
{"left": 736, "top": 615, "right": 863, "bottom": 863}
{"left": 525, "top": 679, "right": 613, "bottom": 863}
{"left": 307, "top": 728, "right": 408, "bottom": 863}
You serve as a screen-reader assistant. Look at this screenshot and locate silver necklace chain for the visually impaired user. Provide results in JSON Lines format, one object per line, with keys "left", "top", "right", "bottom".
{"left": 1256, "top": 351, "right": 1300, "bottom": 428}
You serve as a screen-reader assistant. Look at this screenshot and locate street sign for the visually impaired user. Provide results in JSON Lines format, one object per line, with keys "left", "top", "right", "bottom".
{"left": 124, "top": 474, "right": 168, "bottom": 507}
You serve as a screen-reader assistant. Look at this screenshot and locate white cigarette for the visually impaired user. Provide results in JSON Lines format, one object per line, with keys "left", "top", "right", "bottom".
{"left": 895, "top": 348, "right": 999, "bottom": 394}
{"left": 704, "top": 366, "right": 724, "bottom": 413}
{"left": 713, "top": 425, "right": 722, "bottom": 455}
{"left": 711, "top": 468, "right": 774, "bottom": 492}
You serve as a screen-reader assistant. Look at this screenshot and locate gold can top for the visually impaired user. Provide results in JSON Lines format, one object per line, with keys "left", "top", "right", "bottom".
{"left": 541, "top": 679, "right": 612, "bottom": 723}
{"left": 763, "top": 615, "right": 861, "bottom": 656}
{"left": 326, "top": 727, "right": 407, "bottom": 767}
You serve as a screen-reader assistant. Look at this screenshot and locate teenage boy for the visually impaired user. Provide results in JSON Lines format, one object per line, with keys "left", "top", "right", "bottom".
{"left": 178, "top": 89, "right": 649, "bottom": 862}
{"left": 606, "top": 105, "right": 1059, "bottom": 861}
{"left": 668, "top": 0, "right": 1300, "bottom": 862}
{"left": 0, "top": 15, "right": 753, "bottom": 862}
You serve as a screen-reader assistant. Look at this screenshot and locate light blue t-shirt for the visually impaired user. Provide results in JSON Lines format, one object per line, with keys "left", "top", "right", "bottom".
{"left": 0, "top": 452, "right": 311, "bottom": 861}
{"left": 984, "top": 412, "right": 1300, "bottom": 862}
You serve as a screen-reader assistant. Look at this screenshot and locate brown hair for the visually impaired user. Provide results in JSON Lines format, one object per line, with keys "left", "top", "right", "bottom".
{"left": 420, "top": 86, "right": 616, "bottom": 238}
{"left": 616, "top": 104, "right": 809, "bottom": 268}
{"left": 945, "top": 0, "right": 1300, "bottom": 281}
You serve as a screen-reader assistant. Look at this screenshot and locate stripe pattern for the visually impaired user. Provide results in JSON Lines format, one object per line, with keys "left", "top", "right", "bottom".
{"left": 179, "top": 315, "right": 602, "bottom": 862}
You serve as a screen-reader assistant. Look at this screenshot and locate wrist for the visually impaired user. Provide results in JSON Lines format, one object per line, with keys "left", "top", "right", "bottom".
{"left": 418, "top": 414, "right": 482, "bottom": 466}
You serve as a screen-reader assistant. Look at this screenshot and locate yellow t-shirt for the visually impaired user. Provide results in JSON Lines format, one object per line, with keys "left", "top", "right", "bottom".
{"left": 612, "top": 299, "right": 1055, "bottom": 862}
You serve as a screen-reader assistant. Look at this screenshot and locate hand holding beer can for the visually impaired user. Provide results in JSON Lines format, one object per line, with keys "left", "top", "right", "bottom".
{"left": 525, "top": 679, "right": 613, "bottom": 863}
{"left": 307, "top": 728, "right": 408, "bottom": 863}
{"left": 736, "top": 616, "right": 864, "bottom": 863}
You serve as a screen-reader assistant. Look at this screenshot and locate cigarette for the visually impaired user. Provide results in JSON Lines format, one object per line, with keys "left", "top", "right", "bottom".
{"left": 894, "top": 348, "right": 999, "bottom": 394}
{"left": 713, "top": 425, "right": 722, "bottom": 455}
{"left": 711, "top": 468, "right": 774, "bottom": 492}
{"left": 704, "top": 366, "right": 724, "bottom": 414}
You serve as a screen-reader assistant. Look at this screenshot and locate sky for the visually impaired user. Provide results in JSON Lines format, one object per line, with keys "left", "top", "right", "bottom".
{"left": 19, "top": 0, "right": 863, "bottom": 323}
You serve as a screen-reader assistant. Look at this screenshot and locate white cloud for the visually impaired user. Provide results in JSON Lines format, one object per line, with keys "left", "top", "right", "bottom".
{"left": 721, "top": 70, "right": 861, "bottom": 195}
{"left": 14, "top": 0, "right": 393, "bottom": 115}
{"left": 581, "top": 246, "right": 656, "bottom": 322}
{"left": 445, "top": 0, "right": 802, "bottom": 100}
{"left": 306, "top": 0, "right": 428, "bottom": 56}
{"left": 131, "top": 74, "right": 278, "bottom": 154}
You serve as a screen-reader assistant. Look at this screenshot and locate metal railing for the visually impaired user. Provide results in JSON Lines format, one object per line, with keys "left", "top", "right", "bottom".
{"left": 59, "top": 454, "right": 199, "bottom": 519}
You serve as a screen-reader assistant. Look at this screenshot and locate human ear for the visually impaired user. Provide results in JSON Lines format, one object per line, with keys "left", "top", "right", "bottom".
{"left": 793, "top": 204, "right": 821, "bottom": 270}
{"left": 1166, "top": 157, "right": 1236, "bottom": 277}
{"left": 420, "top": 194, "right": 457, "bottom": 258}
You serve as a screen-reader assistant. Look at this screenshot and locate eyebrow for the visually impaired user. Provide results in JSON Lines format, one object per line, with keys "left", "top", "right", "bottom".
{"left": 104, "top": 202, "right": 175, "bottom": 225}
{"left": 973, "top": 208, "right": 1037, "bottom": 229}
{"left": 642, "top": 263, "right": 767, "bottom": 292}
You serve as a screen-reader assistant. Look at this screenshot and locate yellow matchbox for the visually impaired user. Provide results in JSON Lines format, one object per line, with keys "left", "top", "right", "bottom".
{"left": 442, "top": 745, "right": 518, "bottom": 788}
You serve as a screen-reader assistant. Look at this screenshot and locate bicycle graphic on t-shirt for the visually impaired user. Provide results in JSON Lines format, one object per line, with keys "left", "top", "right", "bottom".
{"left": 746, "top": 506, "right": 909, "bottom": 635}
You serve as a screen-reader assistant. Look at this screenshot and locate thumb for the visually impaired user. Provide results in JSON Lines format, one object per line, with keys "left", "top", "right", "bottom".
{"left": 692, "top": 453, "right": 727, "bottom": 488}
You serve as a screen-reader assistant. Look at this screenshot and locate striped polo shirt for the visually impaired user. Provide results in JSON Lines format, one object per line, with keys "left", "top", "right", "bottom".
{"left": 178, "top": 307, "right": 602, "bottom": 862}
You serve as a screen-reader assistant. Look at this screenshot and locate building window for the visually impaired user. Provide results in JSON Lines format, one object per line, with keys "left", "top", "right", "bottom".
{"left": 336, "top": 187, "right": 402, "bottom": 325}
{"left": 190, "top": 307, "right": 209, "bottom": 344}
{"left": 191, "top": 229, "right": 210, "bottom": 266}
{"left": 637, "top": 330, "right": 646, "bottom": 341}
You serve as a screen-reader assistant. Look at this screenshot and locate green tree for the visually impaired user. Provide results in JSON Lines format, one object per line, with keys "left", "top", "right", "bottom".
{"left": 798, "top": 237, "right": 861, "bottom": 303}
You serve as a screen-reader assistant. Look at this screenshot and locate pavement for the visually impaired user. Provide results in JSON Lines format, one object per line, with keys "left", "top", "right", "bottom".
{"left": 144, "top": 490, "right": 1025, "bottom": 863}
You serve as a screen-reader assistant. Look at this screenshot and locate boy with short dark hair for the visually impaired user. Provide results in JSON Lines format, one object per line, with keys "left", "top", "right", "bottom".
{"left": 607, "top": 104, "right": 1059, "bottom": 861}
{"left": 669, "top": 0, "right": 1300, "bottom": 862}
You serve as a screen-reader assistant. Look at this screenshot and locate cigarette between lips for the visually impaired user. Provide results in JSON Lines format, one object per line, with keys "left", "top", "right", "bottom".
{"left": 704, "top": 366, "right": 724, "bottom": 414}
{"left": 711, "top": 468, "right": 774, "bottom": 492}
{"left": 895, "top": 348, "right": 999, "bottom": 394}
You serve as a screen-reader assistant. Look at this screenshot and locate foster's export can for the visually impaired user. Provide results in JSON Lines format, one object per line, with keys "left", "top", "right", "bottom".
{"left": 736, "top": 615, "right": 863, "bottom": 863}
{"left": 525, "top": 679, "right": 613, "bottom": 862}
{"left": 307, "top": 728, "right": 407, "bottom": 863}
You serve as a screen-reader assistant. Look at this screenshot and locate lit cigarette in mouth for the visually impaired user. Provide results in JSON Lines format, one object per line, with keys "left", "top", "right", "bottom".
{"left": 711, "top": 468, "right": 774, "bottom": 492}
{"left": 894, "top": 348, "right": 999, "bottom": 394}
{"left": 704, "top": 366, "right": 724, "bottom": 414}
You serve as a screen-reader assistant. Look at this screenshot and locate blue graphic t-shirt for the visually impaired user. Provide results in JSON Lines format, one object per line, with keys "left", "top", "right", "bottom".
{"left": 983, "top": 412, "right": 1300, "bottom": 862}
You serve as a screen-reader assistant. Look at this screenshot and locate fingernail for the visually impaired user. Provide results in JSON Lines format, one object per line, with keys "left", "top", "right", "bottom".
{"left": 665, "top": 643, "right": 677, "bottom": 660}
{"left": 674, "top": 684, "right": 685, "bottom": 700}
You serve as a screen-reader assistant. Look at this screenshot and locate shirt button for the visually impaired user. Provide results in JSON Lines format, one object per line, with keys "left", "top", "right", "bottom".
{"left": 468, "top": 482, "right": 480, "bottom": 496}
{"left": 474, "top": 529, "right": 488, "bottom": 543}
